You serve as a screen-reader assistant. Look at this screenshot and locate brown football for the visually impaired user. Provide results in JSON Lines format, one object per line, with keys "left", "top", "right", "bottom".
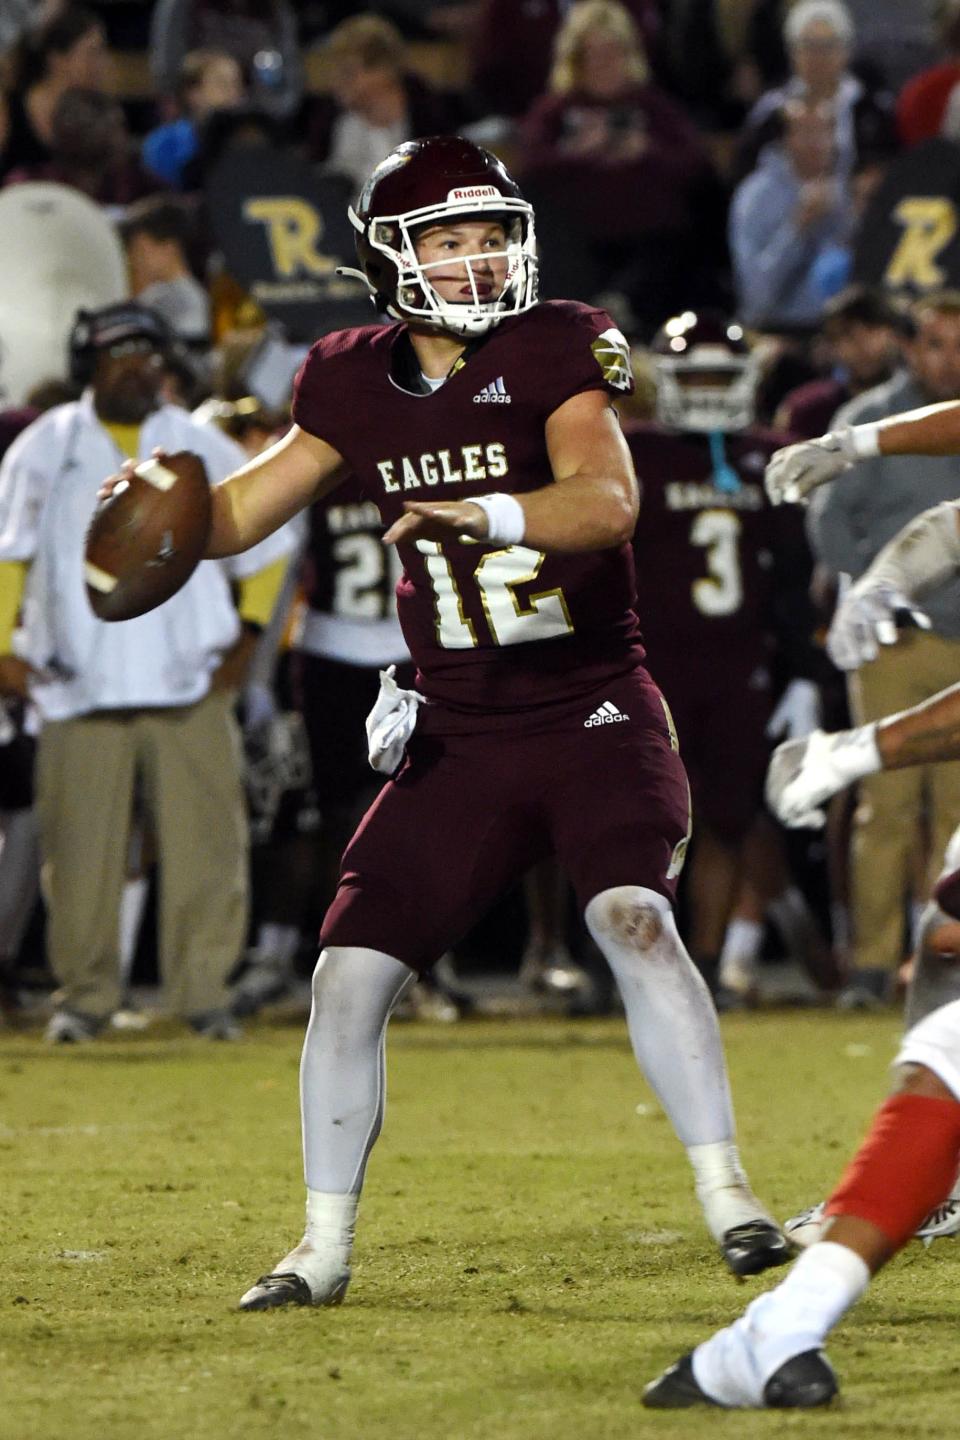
{"left": 84, "top": 452, "right": 213, "bottom": 621}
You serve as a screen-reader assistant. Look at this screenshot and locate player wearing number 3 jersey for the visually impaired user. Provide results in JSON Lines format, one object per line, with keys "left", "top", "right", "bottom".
{"left": 133, "top": 135, "right": 787, "bottom": 1306}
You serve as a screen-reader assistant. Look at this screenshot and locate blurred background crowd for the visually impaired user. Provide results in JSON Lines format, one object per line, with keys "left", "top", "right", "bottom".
{"left": 1, "top": 0, "right": 959, "bottom": 1039}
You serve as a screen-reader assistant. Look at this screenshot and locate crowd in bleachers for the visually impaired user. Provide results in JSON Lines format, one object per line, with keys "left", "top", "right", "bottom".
{"left": 1, "top": 0, "right": 959, "bottom": 1036}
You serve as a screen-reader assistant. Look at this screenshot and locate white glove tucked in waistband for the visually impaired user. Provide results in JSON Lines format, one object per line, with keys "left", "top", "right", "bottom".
{"left": 365, "top": 664, "right": 425, "bottom": 775}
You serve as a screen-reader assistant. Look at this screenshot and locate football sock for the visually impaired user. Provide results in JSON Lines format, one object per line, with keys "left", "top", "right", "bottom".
{"left": 692, "top": 1243, "right": 869, "bottom": 1407}
{"left": 299, "top": 945, "right": 413, "bottom": 1194}
{"left": 687, "top": 1141, "right": 772, "bottom": 1241}
{"left": 718, "top": 918, "right": 763, "bottom": 991}
{"left": 253, "top": 921, "right": 300, "bottom": 970}
{"left": 585, "top": 886, "right": 735, "bottom": 1148}
{"left": 825, "top": 1092, "right": 960, "bottom": 1249}
{"left": 271, "top": 1191, "right": 358, "bottom": 1299}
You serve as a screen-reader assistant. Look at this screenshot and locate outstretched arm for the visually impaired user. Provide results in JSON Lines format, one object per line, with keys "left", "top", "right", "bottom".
{"left": 876, "top": 681, "right": 960, "bottom": 768}
{"left": 766, "top": 679, "right": 960, "bottom": 828}
{"left": 766, "top": 401, "right": 960, "bottom": 506}
{"left": 381, "top": 390, "right": 638, "bottom": 552}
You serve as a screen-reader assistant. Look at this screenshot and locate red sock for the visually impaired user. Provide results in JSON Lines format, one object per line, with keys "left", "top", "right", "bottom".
{"left": 825, "top": 1093, "right": 960, "bottom": 1249}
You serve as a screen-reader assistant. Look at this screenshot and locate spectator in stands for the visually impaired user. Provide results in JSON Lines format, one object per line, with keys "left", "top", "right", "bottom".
{"left": 472, "top": 0, "right": 660, "bottom": 120}
{"left": 729, "top": 98, "right": 856, "bottom": 332}
{"left": 898, "top": 2, "right": 960, "bottom": 148}
{"left": 142, "top": 48, "right": 245, "bottom": 190}
{"left": 150, "top": 0, "right": 302, "bottom": 121}
{"left": 518, "top": 0, "right": 719, "bottom": 334}
{"left": 777, "top": 285, "right": 908, "bottom": 437}
{"left": 4, "top": 88, "right": 160, "bottom": 211}
{"left": 121, "top": 196, "right": 211, "bottom": 345}
{"left": 807, "top": 290, "right": 960, "bottom": 1008}
{"left": 0, "top": 6, "right": 108, "bottom": 182}
{"left": 736, "top": 0, "right": 897, "bottom": 181}
{"left": 306, "top": 14, "right": 464, "bottom": 195}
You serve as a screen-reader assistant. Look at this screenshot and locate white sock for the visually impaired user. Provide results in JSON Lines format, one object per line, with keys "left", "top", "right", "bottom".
{"left": 692, "top": 1242, "right": 870, "bottom": 1406}
{"left": 255, "top": 922, "right": 300, "bottom": 968}
{"left": 718, "top": 919, "right": 763, "bottom": 989}
{"left": 273, "top": 1190, "right": 357, "bottom": 1299}
{"left": 687, "top": 1140, "right": 769, "bottom": 1240}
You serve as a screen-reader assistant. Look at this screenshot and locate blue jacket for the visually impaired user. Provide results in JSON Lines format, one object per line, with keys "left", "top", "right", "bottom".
{"left": 729, "top": 146, "right": 854, "bottom": 330}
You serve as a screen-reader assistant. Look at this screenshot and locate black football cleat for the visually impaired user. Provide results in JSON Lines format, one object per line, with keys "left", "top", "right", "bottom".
{"left": 763, "top": 1350, "right": 838, "bottom": 1408}
{"left": 238, "top": 1272, "right": 314, "bottom": 1311}
{"left": 643, "top": 1353, "right": 719, "bottom": 1409}
{"left": 721, "top": 1219, "right": 792, "bottom": 1276}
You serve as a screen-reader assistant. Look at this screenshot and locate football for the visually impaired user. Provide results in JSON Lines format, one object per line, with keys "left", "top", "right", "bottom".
{"left": 84, "top": 451, "right": 213, "bottom": 621}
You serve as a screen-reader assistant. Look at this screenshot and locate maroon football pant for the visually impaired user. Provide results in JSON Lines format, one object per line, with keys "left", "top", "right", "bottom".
{"left": 321, "top": 667, "right": 691, "bottom": 973}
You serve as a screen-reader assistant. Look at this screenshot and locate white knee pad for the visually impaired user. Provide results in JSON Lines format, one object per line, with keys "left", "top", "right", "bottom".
{"left": 897, "top": 998, "right": 960, "bottom": 1102}
{"left": 584, "top": 885, "right": 677, "bottom": 957}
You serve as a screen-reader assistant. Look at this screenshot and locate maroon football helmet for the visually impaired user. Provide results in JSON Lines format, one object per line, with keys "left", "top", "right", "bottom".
{"left": 345, "top": 135, "right": 538, "bottom": 337}
{"left": 651, "top": 311, "right": 759, "bottom": 433}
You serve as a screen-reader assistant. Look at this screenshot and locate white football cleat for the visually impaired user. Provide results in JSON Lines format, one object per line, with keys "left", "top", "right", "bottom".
{"left": 785, "top": 1196, "right": 960, "bottom": 1248}
{"left": 916, "top": 1198, "right": 960, "bottom": 1244}
{"left": 783, "top": 1203, "right": 826, "bottom": 1249}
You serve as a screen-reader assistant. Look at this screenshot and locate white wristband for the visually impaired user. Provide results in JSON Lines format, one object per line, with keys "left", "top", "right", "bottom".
{"left": 471, "top": 492, "right": 525, "bottom": 545}
{"left": 837, "top": 422, "right": 881, "bottom": 460}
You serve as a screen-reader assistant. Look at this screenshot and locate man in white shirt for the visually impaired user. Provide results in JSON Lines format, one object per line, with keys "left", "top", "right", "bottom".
{"left": 0, "top": 302, "right": 293, "bottom": 1042}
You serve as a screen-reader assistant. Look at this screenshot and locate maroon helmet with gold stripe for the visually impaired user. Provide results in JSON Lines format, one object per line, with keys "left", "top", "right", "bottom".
{"left": 346, "top": 135, "right": 538, "bottom": 337}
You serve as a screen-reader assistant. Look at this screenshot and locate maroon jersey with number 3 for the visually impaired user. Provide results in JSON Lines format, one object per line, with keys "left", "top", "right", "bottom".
{"left": 292, "top": 301, "right": 641, "bottom": 719}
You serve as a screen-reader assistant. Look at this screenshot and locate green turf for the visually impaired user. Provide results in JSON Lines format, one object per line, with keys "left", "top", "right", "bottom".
{"left": 1, "top": 1009, "right": 957, "bottom": 1439}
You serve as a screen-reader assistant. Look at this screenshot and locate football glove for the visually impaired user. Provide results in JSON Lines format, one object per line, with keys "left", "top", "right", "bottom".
{"left": 826, "top": 579, "right": 931, "bottom": 671}
{"left": 365, "top": 664, "right": 425, "bottom": 775}
{"left": 764, "top": 429, "right": 857, "bottom": 506}
{"left": 765, "top": 725, "right": 881, "bottom": 828}
{"left": 765, "top": 678, "right": 821, "bottom": 742}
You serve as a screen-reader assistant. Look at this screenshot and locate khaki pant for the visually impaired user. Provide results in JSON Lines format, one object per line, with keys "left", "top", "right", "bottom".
{"left": 36, "top": 690, "right": 248, "bottom": 1021}
{"left": 848, "top": 629, "right": 960, "bottom": 974}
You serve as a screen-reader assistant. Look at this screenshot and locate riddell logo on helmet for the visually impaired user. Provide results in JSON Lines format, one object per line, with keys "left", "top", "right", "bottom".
{"left": 448, "top": 186, "right": 499, "bottom": 202}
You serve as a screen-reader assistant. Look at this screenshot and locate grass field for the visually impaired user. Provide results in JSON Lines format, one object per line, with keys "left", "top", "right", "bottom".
{"left": 2, "top": 1008, "right": 959, "bottom": 1439}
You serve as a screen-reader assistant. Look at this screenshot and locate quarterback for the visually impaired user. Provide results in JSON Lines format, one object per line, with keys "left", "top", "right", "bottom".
{"left": 108, "top": 137, "right": 787, "bottom": 1306}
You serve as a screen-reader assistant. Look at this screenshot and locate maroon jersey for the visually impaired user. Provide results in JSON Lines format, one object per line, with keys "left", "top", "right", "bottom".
{"left": 627, "top": 422, "right": 814, "bottom": 676}
{"left": 303, "top": 475, "right": 401, "bottom": 622}
{"left": 292, "top": 301, "right": 641, "bottom": 719}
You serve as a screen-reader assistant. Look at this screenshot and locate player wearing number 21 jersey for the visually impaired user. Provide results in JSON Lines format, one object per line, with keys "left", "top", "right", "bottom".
{"left": 106, "top": 136, "right": 787, "bottom": 1307}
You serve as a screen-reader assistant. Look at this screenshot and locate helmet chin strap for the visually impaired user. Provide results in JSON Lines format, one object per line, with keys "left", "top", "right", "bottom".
{"left": 335, "top": 265, "right": 376, "bottom": 293}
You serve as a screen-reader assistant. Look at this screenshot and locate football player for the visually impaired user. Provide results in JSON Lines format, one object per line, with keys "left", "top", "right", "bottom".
{"left": 627, "top": 313, "right": 825, "bottom": 998}
{"left": 645, "top": 666, "right": 960, "bottom": 1408}
{"left": 103, "top": 137, "right": 788, "bottom": 1304}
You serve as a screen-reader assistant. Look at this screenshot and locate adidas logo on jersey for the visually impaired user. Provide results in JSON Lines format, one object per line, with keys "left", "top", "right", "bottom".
{"left": 473, "top": 376, "right": 511, "bottom": 404}
{"left": 584, "top": 701, "right": 629, "bottom": 727}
